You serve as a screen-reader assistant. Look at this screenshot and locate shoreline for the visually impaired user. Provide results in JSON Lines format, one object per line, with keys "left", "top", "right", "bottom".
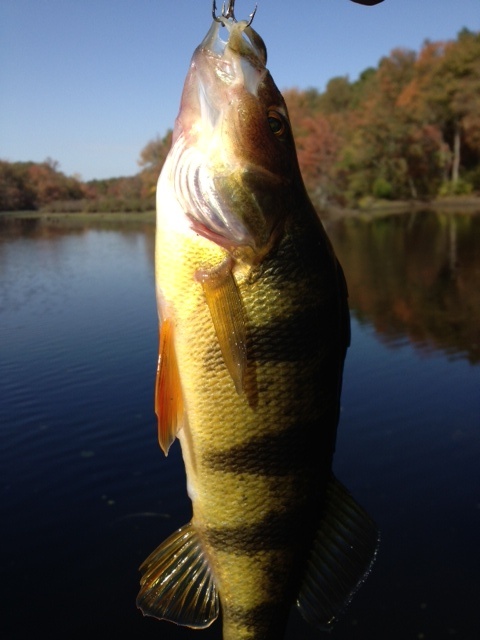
{"left": 1, "top": 195, "right": 479, "bottom": 227}
{"left": 0, "top": 210, "right": 157, "bottom": 228}
{"left": 322, "top": 195, "right": 480, "bottom": 221}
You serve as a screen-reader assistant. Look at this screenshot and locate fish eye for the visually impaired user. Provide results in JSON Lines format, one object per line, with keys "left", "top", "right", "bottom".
{"left": 267, "top": 110, "right": 286, "bottom": 137}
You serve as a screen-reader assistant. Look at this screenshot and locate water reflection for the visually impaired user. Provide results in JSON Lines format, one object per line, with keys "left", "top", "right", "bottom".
{"left": 0, "top": 213, "right": 156, "bottom": 243}
{"left": 2, "top": 210, "right": 478, "bottom": 364}
{"left": 327, "top": 210, "right": 480, "bottom": 363}
{"left": 1, "top": 210, "right": 479, "bottom": 639}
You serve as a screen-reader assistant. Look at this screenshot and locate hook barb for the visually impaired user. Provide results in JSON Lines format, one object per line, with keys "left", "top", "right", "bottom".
{"left": 246, "top": 4, "right": 257, "bottom": 27}
{"left": 211, "top": 0, "right": 257, "bottom": 25}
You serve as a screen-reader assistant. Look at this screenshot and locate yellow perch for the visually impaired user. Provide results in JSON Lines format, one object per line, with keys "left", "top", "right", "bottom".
{"left": 137, "top": 2, "right": 378, "bottom": 638}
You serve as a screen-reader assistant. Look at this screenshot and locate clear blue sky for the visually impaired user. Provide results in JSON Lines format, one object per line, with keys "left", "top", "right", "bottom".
{"left": 1, "top": 0, "right": 478, "bottom": 181}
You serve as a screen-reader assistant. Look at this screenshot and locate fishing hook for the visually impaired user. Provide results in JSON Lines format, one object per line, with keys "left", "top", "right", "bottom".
{"left": 212, "top": 0, "right": 257, "bottom": 27}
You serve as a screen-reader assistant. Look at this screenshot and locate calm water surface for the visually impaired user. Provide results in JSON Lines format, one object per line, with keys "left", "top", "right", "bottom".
{"left": 1, "top": 211, "right": 479, "bottom": 639}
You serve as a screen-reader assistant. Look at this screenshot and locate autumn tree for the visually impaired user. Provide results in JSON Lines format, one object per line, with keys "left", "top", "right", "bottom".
{"left": 317, "top": 76, "right": 353, "bottom": 114}
{"left": 337, "top": 47, "right": 452, "bottom": 202}
{"left": 0, "top": 161, "right": 36, "bottom": 210}
{"left": 398, "top": 30, "right": 480, "bottom": 191}
{"left": 27, "top": 162, "right": 84, "bottom": 206}
{"left": 3, "top": 30, "right": 478, "bottom": 212}
{"left": 0, "top": 160, "right": 85, "bottom": 210}
{"left": 295, "top": 114, "right": 341, "bottom": 208}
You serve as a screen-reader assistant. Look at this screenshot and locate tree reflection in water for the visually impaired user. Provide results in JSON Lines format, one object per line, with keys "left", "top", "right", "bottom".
{"left": 327, "top": 209, "right": 480, "bottom": 363}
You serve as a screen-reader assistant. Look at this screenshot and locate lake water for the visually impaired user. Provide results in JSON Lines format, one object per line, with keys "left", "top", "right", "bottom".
{"left": 1, "top": 210, "right": 479, "bottom": 639}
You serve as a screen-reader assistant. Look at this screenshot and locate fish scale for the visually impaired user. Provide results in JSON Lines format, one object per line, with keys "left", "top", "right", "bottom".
{"left": 152, "top": 218, "right": 345, "bottom": 638}
{"left": 137, "top": 7, "right": 378, "bottom": 640}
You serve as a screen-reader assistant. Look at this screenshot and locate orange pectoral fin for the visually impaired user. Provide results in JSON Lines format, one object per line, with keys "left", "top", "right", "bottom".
{"left": 155, "top": 317, "right": 184, "bottom": 456}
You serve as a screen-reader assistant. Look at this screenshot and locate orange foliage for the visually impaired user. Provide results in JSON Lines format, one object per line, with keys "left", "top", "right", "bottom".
{"left": 2, "top": 31, "right": 478, "bottom": 211}
{"left": 295, "top": 115, "right": 340, "bottom": 204}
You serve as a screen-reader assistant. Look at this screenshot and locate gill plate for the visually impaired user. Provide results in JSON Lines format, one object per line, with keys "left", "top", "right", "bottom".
{"left": 170, "top": 135, "right": 250, "bottom": 247}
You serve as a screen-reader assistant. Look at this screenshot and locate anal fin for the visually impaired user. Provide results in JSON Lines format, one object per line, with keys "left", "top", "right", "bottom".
{"left": 137, "top": 522, "right": 219, "bottom": 629}
{"left": 196, "top": 259, "right": 247, "bottom": 394}
{"left": 155, "top": 317, "right": 184, "bottom": 456}
{"left": 297, "top": 476, "right": 380, "bottom": 630}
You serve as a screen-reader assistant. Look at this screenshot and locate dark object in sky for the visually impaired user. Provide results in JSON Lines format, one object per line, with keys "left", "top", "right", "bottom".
{"left": 351, "top": 0, "right": 385, "bottom": 5}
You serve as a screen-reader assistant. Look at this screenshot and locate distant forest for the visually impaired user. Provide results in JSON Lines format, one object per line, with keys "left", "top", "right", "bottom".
{"left": 1, "top": 28, "right": 478, "bottom": 213}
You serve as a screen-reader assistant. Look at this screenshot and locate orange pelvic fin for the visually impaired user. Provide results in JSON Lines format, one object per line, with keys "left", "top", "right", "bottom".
{"left": 155, "top": 317, "right": 184, "bottom": 456}
{"left": 137, "top": 521, "right": 219, "bottom": 628}
{"left": 197, "top": 259, "right": 247, "bottom": 394}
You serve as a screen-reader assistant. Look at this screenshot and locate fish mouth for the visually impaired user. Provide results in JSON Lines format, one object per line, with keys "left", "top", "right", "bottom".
{"left": 198, "top": 14, "right": 267, "bottom": 74}
{"left": 190, "top": 16, "right": 268, "bottom": 133}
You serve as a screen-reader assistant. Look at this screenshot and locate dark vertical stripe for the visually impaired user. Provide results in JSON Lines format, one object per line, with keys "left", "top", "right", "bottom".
{"left": 204, "top": 509, "right": 309, "bottom": 553}
{"left": 224, "top": 601, "right": 291, "bottom": 639}
{"left": 202, "top": 421, "right": 323, "bottom": 476}
{"left": 246, "top": 306, "right": 334, "bottom": 363}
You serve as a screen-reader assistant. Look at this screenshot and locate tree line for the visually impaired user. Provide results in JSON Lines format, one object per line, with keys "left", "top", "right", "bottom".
{"left": 0, "top": 131, "right": 173, "bottom": 214}
{"left": 1, "top": 29, "right": 478, "bottom": 213}
{"left": 285, "top": 27, "right": 479, "bottom": 208}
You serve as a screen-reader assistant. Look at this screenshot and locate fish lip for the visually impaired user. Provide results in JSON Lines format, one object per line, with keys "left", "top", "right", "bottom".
{"left": 193, "top": 18, "right": 267, "bottom": 93}
{"left": 196, "top": 16, "right": 266, "bottom": 68}
{"left": 196, "top": 19, "right": 226, "bottom": 59}
{"left": 193, "top": 21, "right": 232, "bottom": 85}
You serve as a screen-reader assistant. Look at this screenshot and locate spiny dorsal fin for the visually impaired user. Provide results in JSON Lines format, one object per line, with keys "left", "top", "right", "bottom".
{"left": 297, "top": 476, "right": 380, "bottom": 630}
{"left": 155, "top": 317, "right": 184, "bottom": 456}
{"left": 137, "top": 522, "right": 219, "bottom": 628}
{"left": 196, "top": 259, "right": 247, "bottom": 394}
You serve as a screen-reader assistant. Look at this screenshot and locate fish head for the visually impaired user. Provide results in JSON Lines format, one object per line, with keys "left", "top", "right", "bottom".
{"left": 170, "top": 16, "right": 306, "bottom": 259}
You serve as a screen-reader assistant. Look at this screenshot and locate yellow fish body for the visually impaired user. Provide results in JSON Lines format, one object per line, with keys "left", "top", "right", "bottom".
{"left": 137, "top": 6, "right": 378, "bottom": 639}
